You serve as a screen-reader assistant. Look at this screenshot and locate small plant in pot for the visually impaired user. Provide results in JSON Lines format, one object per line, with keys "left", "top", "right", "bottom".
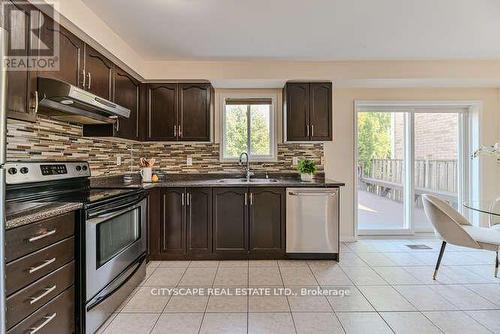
{"left": 297, "top": 159, "right": 317, "bottom": 182}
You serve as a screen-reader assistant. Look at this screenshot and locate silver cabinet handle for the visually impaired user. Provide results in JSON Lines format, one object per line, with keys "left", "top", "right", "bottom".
{"left": 173, "top": 125, "right": 177, "bottom": 137}
{"left": 81, "top": 69, "right": 86, "bottom": 88}
{"left": 311, "top": 125, "right": 314, "bottom": 137}
{"left": 31, "top": 91, "right": 39, "bottom": 114}
{"left": 179, "top": 125, "right": 183, "bottom": 138}
{"left": 250, "top": 193, "right": 254, "bottom": 206}
{"left": 115, "top": 117, "right": 120, "bottom": 132}
{"left": 244, "top": 193, "right": 248, "bottom": 206}
{"left": 186, "top": 193, "right": 191, "bottom": 206}
{"left": 28, "top": 229, "right": 56, "bottom": 242}
{"left": 181, "top": 193, "right": 185, "bottom": 206}
{"left": 29, "top": 258, "right": 56, "bottom": 274}
{"left": 29, "top": 313, "right": 57, "bottom": 334}
{"left": 306, "top": 125, "right": 310, "bottom": 137}
{"left": 87, "top": 72, "right": 92, "bottom": 90}
{"left": 30, "top": 285, "right": 57, "bottom": 304}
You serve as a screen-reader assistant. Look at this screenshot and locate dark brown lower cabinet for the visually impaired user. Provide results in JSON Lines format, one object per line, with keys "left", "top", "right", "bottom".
{"left": 161, "top": 188, "right": 185, "bottom": 255}
{"left": 249, "top": 188, "right": 285, "bottom": 255}
{"left": 213, "top": 187, "right": 285, "bottom": 258}
{"left": 148, "top": 186, "right": 285, "bottom": 260}
{"left": 186, "top": 188, "right": 213, "bottom": 255}
{"left": 150, "top": 187, "right": 212, "bottom": 259}
{"left": 213, "top": 188, "right": 248, "bottom": 255}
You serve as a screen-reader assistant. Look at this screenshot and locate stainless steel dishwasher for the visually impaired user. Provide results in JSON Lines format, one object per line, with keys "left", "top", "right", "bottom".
{"left": 286, "top": 188, "right": 339, "bottom": 259}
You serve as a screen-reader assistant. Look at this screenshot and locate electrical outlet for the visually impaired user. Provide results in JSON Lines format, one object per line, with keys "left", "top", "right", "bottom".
{"left": 186, "top": 156, "right": 193, "bottom": 166}
{"left": 292, "top": 157, "right": 299, "bottom": 166}
{"left": 116, "top": 156, "right": 122, "bottom": 165}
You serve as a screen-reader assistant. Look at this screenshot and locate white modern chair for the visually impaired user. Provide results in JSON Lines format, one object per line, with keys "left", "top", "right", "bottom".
{"left": 488, "top": 197, "right": 500, "bottom": 230}
{"left": 421, "top": 194, "right": 500, "bottom": 279}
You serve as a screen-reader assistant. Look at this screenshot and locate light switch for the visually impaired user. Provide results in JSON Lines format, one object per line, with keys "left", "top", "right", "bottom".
{"left": 292, "top": 157, "right": 298, "bottom": 166}
{"left": 187, "top": 156, "right": 193, "bottom": 166}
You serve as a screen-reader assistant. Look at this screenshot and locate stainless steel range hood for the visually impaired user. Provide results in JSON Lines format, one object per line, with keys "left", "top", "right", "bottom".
{"left": 37, "top": 77, "right": 130, "bottom": 124}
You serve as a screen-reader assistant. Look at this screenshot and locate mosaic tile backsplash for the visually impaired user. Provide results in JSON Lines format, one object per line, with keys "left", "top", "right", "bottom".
{"left": 7, "top": 116, "right": 324, "bottom": 177}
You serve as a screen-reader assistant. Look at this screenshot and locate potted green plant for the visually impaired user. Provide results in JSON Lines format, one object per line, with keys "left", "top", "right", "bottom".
{"left": 297, "top": 159, "right": 317, "bottom": 182}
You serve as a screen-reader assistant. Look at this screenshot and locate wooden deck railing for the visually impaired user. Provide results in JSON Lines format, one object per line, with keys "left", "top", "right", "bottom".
{"left": 359, "top": 158, "right": 458, "bottom": 203}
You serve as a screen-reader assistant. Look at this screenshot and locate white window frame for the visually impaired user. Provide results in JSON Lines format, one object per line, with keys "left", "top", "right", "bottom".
{"left": 353, "top": 100, "right": 481, "bottom": 237}
{"left": 219, "top": 92, "right": 278, "bottom": 162}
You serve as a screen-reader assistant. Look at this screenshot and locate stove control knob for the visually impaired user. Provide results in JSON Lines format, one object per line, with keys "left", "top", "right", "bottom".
{"left": 82, "top": 165, "right": 88, "bottom": 171}
{"left": 76, "top": 166, "right": 81, "bottom": 171}
{"left": 20, "top": 167, "right": 29, "bottom": 174}
{"left": 8, "top": 167, "right": 17, "bottom": 175}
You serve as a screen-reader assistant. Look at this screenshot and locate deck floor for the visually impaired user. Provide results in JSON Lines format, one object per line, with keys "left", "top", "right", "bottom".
{"left": 358, "top": 190, "right": 432, "bottom": 231}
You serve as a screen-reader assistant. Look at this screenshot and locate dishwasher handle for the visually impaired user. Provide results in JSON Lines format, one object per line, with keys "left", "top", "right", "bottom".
{"left": 288, "top": 191, "right": 337, "bottom": 197}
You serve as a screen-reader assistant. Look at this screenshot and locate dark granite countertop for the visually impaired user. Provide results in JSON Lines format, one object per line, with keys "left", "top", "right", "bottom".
{"left": 6, "top": 202, "right": 83, "bottom": 230}
{"left": 91, "top": 173, "right": 345, "bottom": 189}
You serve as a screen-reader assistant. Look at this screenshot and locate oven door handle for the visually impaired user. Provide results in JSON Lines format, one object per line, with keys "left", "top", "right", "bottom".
{"left": 86, "top": 254, "right": 146, "bottom": 312}
{"left": 88, "top": 199, "right": 144, "bottom": 221}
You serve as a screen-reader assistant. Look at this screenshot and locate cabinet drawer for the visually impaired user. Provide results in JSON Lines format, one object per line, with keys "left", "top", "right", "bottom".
{"left": 6, "top": 237, "right": 74, "bottom": 295}
{"left": 6, "top": 212, "right": 75, "bottom": 262}
{"left": 7, "top": 287, "right": 75, "bottom": 334}
{"left": 6, "top": 261, "right": 75, "bottom": 329}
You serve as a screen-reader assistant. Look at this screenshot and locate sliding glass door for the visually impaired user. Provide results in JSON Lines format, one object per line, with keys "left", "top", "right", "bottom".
{"left": 356, "top": 104, "right": 468, "bottom": 235}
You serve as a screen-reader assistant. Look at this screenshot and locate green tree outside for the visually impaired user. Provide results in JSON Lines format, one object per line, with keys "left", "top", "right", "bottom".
{"left": 357, "top": 112, "right": 392, "bottom": 174}
{"left": 224, "top": 104, "right": 271, "bottom": 158}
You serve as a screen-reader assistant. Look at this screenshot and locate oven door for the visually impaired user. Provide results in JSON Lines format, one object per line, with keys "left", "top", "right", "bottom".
{"left": 86, "top": 193, "right": 147, "bottom": 300}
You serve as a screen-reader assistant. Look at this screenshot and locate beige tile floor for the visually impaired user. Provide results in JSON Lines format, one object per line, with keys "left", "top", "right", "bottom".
{"left": 98, "top": 239, "right": 500, "bottom": 334}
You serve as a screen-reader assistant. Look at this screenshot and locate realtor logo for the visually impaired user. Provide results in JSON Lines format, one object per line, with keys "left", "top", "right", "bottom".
{"left": 2, "top": 0, "right": 59, "bottom": 71}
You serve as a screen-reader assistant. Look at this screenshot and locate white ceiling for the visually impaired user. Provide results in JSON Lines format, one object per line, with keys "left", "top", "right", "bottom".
{"left": 81, "top": 0, "right": 500, "bottom": 61}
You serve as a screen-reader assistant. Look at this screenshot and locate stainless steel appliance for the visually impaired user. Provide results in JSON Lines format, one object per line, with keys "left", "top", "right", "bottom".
{"left": 0, "top": 26, "right": 8, "bottom": 334}
{"left": 286, "top": 188, "right": 340, "bottom": 259}
{"left": 85, "top": 190, "right": 147, "bottom": 334}
{"left": 4, "top": 161, "right": 147, "bottom": 334}
{"left": 37, "top": 77, "right": 131, "bottom": 125}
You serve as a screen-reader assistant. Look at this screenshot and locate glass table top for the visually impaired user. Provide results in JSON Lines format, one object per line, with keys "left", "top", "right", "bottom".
{"left": 463, "top": 200, "right": 500, "bottom": 217}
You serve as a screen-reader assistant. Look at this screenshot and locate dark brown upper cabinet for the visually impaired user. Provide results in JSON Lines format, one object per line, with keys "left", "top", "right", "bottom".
{"left": 83, "top": 45, "right": 113, "bottom": 100}
{"left": 4, "top": 1, "right": 37, "bottom": 122}
{"left": 38, "top": 15, "right": 84, "bottom": 88}
{"left": 249, "top": 188, "right": 285, "bottom": 255}
{"left": 178, "top": 83, "right": 212, "bottom": 141}
{"left": 147, "top": 83, "right": 178, "bottom": 141}
{"left": 213, "top": 188, "right": 248, "bottom": 255}
{"left": 146, "top": 83, "right": 212, "bottom": 142}
{"left": 284, "top": 82, "right": 332, "bottom": 141}
{"left": 113, "top": 68, "right": 140, "bottom": 140}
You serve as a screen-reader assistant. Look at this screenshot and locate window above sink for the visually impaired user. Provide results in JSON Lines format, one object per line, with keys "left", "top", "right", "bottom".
{"left": 220, "top": 91, "right": 278, "bottom": 162}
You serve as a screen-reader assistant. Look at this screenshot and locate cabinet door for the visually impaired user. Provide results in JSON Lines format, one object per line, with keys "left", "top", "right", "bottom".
{"left": 249, "top": 188, "right": 285, "bottom": 254}
{"left": 178, "top": 83, "right": 211, "bottom": 141}
{"left": 213, "top": 188, "right": 248, "bottom": 254}
{"left": 161, "top": 188, "right": 185, "bottom": 255}
{"left": 285, "top": 83, "right": 310, "bottom": 141}
{"left": 39, "top": 15, "right": 84, "bottom": 88}
{"left": 310, "top": 82, "right": 332, "bottom": 141}
{"left": 114, "top": 68, "right": 140, "bottom": 140}
{"left": 4, "top": 1, "right": 36, "bottom": 122}
{"left": 147, "top": 84, "right": 177, "bottom": 141}
{"left": 186, "top": 188, "right": 212, "bottom": 255}
{"left": 84, "top": 45, "right": 113, "bottom": 100}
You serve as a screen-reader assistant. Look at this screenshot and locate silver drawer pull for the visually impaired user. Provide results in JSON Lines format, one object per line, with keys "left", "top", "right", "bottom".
{"left": 29, "top": 258, "right": 56, "bottom": 274}
{"left": 29, "top": 313, "right": 57, "bottom": 334}
{"left": 28, "top": 229, "right": 56, "bottom": 242}
{"left": 29, "top": 285, "right": 57, "bottom": 305}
